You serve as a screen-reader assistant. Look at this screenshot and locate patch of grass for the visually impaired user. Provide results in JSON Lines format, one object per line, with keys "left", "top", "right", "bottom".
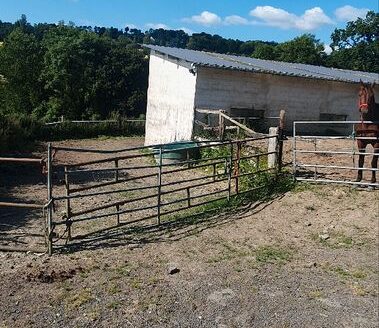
{"left": 330, "top": 266, "right": 367, "bottom": 281}
{"left": 107, "top": 301, "right": 122, "bottom": 310}
{"left": 87, "top": 309, "right": 101, "bottom": 321}
{"left": 139, "top": 147, "right": 157, "bottom": 165}
{"left": 206, "top": 241, "right": 250, "bottom": 263}
{"left": 108, "top": 283, "right": 122, "bottom": 295}
{"left": 312, "top": 231, "right": 358, "bottom": 249}
{"left": 308, "top": 290, "right": 323, "bottom": 299}
{"left": 255, "top": 245, "right": 292, "bottom": 264}
{"left": 65, "top": 288, "right": 93, "bottom": 310}
{"left": 293, "top": 182, "right": 315, "bottom": 193}
{"left": 332, "top": 266, "right": 351, "bottom": 279}
{"left": 112, "top": 263, "right": 133, "bottom": 278}
{"left": 350, "top": 284, "right": 367, "bottom": 297}
{"left": 130, "top": 278, "right": 142, "bottom": 289}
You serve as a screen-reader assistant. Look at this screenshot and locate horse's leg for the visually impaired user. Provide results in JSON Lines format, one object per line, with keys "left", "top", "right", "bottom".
{"left": 371, "top": 142, "right": 379, "bottom": 184}
{"left": 356, "top": 140, "right": 365, "bottom": 182}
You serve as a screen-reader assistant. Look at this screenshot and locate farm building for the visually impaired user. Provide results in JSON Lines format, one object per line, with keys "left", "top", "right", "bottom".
{"left": 143, "top": 45, "right": 378, "bottom": 145}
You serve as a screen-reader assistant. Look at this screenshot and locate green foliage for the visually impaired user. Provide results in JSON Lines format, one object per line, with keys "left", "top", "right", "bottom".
{"left": 328, "top": 11, "right": 379, "bottom": 72}
{"left": 251, "top": 43, "right": 278, "bottom": 60}
{"left": 255, "top": 245, "right": 292, "bottom": 264}
{"left": 0, "top": 18, "right": 148, "bottom": 124}
{"left": 0, "top": 114, "right": 43, "bottom": 151}
{"left": 251, "top": 34, "right": 327, "bottom": 65}
{"left": 0, "top": 114, "right": 144, "bottom": 152}
{"left": 275, "top": 34, "right": 326, "bottom": 65}
{"left": 0, "top": 28, "right": 44, "bottom": 116}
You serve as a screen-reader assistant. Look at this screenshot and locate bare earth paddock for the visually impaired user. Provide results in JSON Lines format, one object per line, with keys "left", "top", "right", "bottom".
{"left": 0, "top": 137, "right": 378, "bottom": 328}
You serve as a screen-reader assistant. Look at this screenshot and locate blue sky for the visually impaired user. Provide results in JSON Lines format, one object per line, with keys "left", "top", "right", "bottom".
{"left": 0, "top": 0, "right": 377, "bottom": 48}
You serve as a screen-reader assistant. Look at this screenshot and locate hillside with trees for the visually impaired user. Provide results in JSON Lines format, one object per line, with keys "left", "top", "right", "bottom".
{"left": 0, "top": 12, "right": 377, "bottom": 132}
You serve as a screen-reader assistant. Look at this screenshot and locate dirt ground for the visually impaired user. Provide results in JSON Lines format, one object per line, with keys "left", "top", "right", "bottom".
{"left": 0, "top": 137, "right": 378, "bottom": 328}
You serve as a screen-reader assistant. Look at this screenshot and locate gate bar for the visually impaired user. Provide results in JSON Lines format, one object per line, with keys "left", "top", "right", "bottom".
{"left": 296, "top": 163, "right": 379, "bottom": 171}
{"left": 0, "top": 202, "right": 44, "bottom": 209}
{"left": 295, "top": 150, "right": 378, "bottom": 156}
{"left": 296, "top": 177, "right": 379, "bottom": 187}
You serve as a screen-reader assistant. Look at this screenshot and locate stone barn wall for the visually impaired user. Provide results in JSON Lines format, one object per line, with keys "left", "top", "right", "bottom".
{"left": 145, "top": 52, "right": 197, "bottom": 145}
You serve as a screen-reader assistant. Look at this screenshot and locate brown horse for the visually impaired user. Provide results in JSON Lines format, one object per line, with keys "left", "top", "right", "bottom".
{"left": 355, "top": 81, "right": 379, "bottom": 183}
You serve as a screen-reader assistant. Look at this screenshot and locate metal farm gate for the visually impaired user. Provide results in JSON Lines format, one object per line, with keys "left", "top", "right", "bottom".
{"left": 42, "top": 134, "right": 283, "bottom": 254}
{"left": 292, "top": 121, "right": 379, "bottom": 188}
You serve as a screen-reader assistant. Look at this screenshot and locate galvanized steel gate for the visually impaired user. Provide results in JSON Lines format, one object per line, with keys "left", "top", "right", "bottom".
{"left": 44, "top": 135, "right": 283, "bottom": 254}
{"left": 292, "top": 120, "right": 379, "bottom": 188}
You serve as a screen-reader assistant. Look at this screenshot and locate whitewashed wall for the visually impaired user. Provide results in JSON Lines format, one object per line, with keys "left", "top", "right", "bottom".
{"left": 195, "top": 67, "right": 361, "bottom": 132}
{"left": 145, "top": 52, "right": 197, "bottom": 145}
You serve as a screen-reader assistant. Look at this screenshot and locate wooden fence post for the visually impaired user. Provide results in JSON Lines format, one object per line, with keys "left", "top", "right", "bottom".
{"left": 219, "top": 111, "right": 225, "bottom": 140}
{"left": 268, "top": 127, "right": 279, "bottom": 169}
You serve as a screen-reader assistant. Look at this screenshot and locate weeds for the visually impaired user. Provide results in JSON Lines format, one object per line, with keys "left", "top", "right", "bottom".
{"left": 107, "top": 301, "right": 122, "bottom": 310}
{"left": 65, "top": 288, "right": 93, "bottom": 310}
{"left": 308, "top": 290, "right": 323, "bottom": 299}
{"left": 328, "top": 265, "right": 368, "bottom": 281}
{"left": 255, "top": 245, "right": 292, "bottom": 264}
{"left": 313, "top": 231, "right": 358, "bottom": 249}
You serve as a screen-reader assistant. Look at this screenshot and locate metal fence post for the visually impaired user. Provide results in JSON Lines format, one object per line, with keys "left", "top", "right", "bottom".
{"left": 292, "top": 122, "right": 297, "bottom": 181}
{"left": 157, "top": 146, "right": 163, "bottom": 225}
{"left": 46, "top": 143, "right": 53, "bottom": 255}
{"left": 235, "top": 141, "right": 242, "bottom": 194}
{"left": 277, "top": 110, "right": 286, "bottom": 173}
{"left": 227, "top": 142, "right": 233, "bottom": 200}
{"left": 64, "top": 166, "right": 72, "bottom": 241}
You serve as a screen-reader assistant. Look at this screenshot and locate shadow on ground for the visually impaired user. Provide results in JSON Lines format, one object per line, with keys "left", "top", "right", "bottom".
{"left": 56, "top": 195, "right": 284, "bottom": 254}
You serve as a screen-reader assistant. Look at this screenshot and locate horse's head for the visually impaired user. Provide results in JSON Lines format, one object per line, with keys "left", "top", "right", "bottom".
{"left": 358, "top": 80, "right": 376, "bottom": 116}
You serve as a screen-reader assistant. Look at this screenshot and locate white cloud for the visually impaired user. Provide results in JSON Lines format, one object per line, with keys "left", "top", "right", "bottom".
{"left": 249, "top": 6, "right": 334, "bottom": 31}
{"left": 224, "top": 15, "right": 250, "bottom": 26}
{"left": 183, "top": 11, "right": 222, "bottom": 26}
{"left": 146, "top": 23, "right": 170, "bottom": 30}
{"left": 334, "top": 5, "right": 369, "bottom": 22}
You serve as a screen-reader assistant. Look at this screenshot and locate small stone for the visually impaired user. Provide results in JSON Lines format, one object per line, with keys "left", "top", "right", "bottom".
{"left": 305, "top": 262, "right": 317, "bottom": 268}
{"left": 319, "top": 234, "right": 330, "bottom": 241}
{"left": 167, "top": 264, "right": 180, "bottom": 275}
{"left": 305, "top": 222, "right": 312, "bottom": 227}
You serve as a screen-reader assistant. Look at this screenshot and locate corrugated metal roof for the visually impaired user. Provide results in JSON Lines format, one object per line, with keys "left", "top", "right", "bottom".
{"left": 144, "top": 44, "right": 379, "bottom": 84}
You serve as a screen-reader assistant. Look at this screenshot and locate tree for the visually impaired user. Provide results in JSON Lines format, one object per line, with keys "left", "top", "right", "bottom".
{"left": 274, "top": 34, "right": 326, "bottom": 65}
{"left": 328, "top": 11, "right": 379, "bottom": 72}
{"left": 40, "top": 25, "right": 148, "bottom": 120}
{"left": 0, "top": 28, "right": 44, "bottom": 116}
{"left": 251, "top": 43, "right": 278, "bottom": 60}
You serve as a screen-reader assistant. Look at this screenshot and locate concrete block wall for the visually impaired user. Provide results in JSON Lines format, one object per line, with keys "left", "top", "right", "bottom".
{"left": 195, "top": 67, "right": 362, "bottom": 133}
{"left": 145, "top": 53, "right": 197, "bottom": 145}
